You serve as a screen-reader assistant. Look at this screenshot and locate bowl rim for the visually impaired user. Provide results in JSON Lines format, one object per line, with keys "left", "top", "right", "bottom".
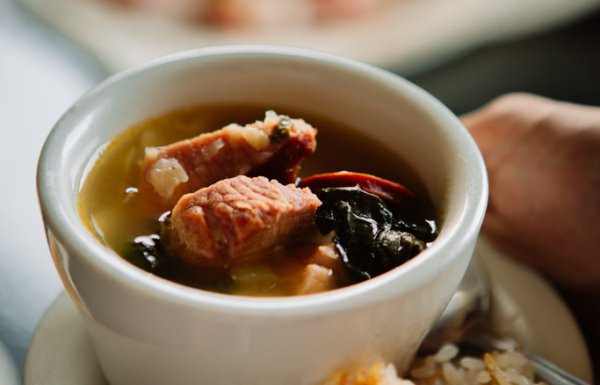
{"left": 37, "top": 44, "right": 488, "bottom": 317}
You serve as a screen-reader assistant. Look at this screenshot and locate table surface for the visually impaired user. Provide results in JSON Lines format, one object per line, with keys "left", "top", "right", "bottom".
{"left": 0, "top": 0, "right": 106, "bottom": 381}
{"left": 1, "top": 0, "right": 599, "bottom": 382}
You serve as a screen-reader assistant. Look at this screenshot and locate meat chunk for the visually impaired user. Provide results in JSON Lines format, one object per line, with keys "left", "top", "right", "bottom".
{"left": 165, "top": 175, "right": 321, "bottom": 267}
{"left": 142, "top": 111, "right": 317, "bottom": 203}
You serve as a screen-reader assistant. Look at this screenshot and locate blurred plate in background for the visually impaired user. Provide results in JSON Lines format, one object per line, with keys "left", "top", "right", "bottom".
{"left": 18, "top": 0, "right": 600, "bottom": 74}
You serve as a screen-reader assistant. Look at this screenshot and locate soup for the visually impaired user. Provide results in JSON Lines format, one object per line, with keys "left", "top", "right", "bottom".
{"left": 79, "top": 104, "right": 437, "bottom": 296}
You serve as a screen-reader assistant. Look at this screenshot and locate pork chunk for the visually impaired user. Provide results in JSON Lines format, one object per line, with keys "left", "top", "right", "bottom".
{"left": 142, "top": 111, "right": 317, "bottom": 203}
{"left": 165, "top": 175, "right": 321, "bottom": 267}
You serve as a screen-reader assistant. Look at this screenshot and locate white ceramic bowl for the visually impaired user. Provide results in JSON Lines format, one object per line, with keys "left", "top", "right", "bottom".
{"left": 37, "top": 45, "right": 487, "bottom": 385}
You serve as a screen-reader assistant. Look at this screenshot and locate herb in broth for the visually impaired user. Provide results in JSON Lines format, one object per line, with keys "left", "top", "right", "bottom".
{"left": 314, "top": 186, "right": 435, "bottom": 281}
{"left": 269, "top": 117, "right": 293, "bottom": 142}
{"left": 128, "top": 234, "right": 164, "bottom": 270}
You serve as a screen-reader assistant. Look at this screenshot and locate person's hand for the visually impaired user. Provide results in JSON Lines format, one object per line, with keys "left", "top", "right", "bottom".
{"left": 462, "top": 93, "right": 600, "bottom": 291}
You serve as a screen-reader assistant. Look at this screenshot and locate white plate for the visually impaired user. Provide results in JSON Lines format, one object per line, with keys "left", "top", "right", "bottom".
{"left": 24, "top": 237, "right": 593, "bottom": 385}
{"left": 19, "top": 0, "right": 599, "bottom": 74}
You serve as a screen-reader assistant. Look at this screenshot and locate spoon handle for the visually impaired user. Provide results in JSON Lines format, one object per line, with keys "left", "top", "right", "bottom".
{"left": 525, "top": 351, "right": 591, "bottom": 385}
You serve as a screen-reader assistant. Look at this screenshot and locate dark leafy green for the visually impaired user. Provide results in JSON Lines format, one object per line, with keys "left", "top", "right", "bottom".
{"left": 269, "top": 118, "right": 292, "bottom": 142}
{"left": 315, "top": 186, "right": 434, "bottom": 281}
{"left": 128, "top": 234, "right": 166, "bottom": 270}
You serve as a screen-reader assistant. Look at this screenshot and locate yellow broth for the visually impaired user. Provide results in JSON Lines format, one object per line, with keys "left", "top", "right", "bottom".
{"left": 79, "top": 104, "right": 436, "bottom": 296}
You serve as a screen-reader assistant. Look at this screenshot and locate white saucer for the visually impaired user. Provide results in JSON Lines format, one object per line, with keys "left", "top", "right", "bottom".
{"left": 24, "top": 238, "right": 593, "bottom": 384}
{"left": 18, "top": 0, "right": 599, "bottom": 74}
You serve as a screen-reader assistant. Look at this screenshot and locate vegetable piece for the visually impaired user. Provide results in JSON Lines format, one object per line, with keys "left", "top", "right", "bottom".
{"left": 269, "top": 117, "right": 293, "bottom": 142}
{"left": 314, "top": 185, "right": 431, "bottom": 281}
{"left": 128, "top": 234, "right": 165, "bottom": 270}
{"left": 300, "top": 171, "right": 435, "bottom": 241}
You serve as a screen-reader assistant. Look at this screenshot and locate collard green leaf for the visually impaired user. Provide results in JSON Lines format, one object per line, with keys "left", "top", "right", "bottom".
{"left": 315, "top": 186, "right": 432, "bottom": 281}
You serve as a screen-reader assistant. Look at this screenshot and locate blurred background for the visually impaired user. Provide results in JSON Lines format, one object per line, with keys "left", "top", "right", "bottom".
{"left": 1, "top": 0, "right": 599, "bottom": 383}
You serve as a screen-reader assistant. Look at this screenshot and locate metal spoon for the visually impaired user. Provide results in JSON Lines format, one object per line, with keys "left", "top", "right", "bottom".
{"left": 421, "top": 255, "right": 591, "bottom": 385}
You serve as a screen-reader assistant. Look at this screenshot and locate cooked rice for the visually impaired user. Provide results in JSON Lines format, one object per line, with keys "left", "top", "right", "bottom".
{"left": 322, "top": 362, "right": 414, "bottom": 385}
{"left": 321, "top": 344, "right": 546, "bottom": 385}
{"left": 409, "top": 345, "right": 543, "bottom": 385}
{"left": 433, "top": 345, "right": 459, "bottom": 363}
